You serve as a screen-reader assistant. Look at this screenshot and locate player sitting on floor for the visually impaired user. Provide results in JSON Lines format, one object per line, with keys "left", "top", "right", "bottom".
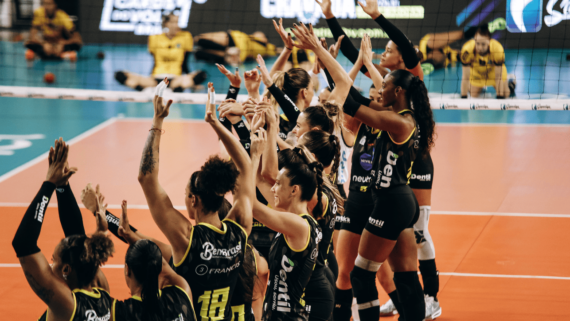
{"left": 25, "top": 0, "right": 83, "bottom": 61}
{"left": 194, "top": 30, "right": 277, "bottom": 66}
{"left": 114, "top": 13, "right": 206, "bottom": 92}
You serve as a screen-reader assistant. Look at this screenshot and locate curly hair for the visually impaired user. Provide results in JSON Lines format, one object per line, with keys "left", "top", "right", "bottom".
{"left": 190, "top": 155, "right": 239, "bottom": 214}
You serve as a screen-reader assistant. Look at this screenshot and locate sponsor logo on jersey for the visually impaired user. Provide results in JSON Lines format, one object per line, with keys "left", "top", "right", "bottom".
{"left": 272, "top": 255, "right": 295, "bottom": 312}
{"left": 359, "top": 153, "right": 373, "bottom": 171}
{"left": 35, "top": 196, "right": 49, "bottom": 223}
{"left": 99, "top": 0, "right": 196, "bottom": 36}
{"left": 85, "top": 309, "right": 111, "bottom": 321}
{"left": 378, "top": 150, "right": 398, "bottom": 188}
{"left": 369, "top": 217, "right": 385, "bottom": 228}
{"left": 359, "top": 136, "right": 366, "bottom": 145}
{"left": 336, "top": 215, "right": 351, "bottom": 224}
{"left": 199, "top": 241, "right": 242, "bottom": 261}
{"left": 207, "top": 261, "right": 241, "bottom": 275}
{"left": 310, "top": 248, "right": 318, "bottom": 260}
{"left": 237, "top": 122, "right": 245, "bottom": 128}
{"left": 352, "top": 175, "right": 372, "bottom": 184}
{"left": 411, "top": 173, "right": 431, "bottom": 182}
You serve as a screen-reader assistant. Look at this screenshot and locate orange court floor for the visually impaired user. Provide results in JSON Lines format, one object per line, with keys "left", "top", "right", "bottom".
{"left": 1, "top": 119, "right": 570, "bottom": 320}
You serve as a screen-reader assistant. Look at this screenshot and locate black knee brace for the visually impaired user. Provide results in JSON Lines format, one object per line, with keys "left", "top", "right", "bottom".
{"left": 419, "top": 259, "right": 439, "bottom": 300}
{"left": 333, "top": 287, "right": 353, "bottom": 321}
{"left": 393, "top": 271, "right": 425, "bottom": 321}
{"left": 350, "top": 266, "right": 380, "bottom": 321}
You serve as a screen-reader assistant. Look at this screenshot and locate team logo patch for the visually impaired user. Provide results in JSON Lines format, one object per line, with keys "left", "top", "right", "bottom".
{"left": 195, "top": 264, "right": 208, "bottom": 276}
{"left": 359, "top": 153, "right": 373, "bottom": 171}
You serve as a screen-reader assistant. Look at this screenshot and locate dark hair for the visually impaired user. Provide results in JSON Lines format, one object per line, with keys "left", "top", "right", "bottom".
{"left": 217, "top": 198, "right": 233, "bottom": 221}
{"left": 237, "top": 245, "right": 258, "bottom": 305}
{"left": 125, "top": 240, "right": 163, "bottom": 321}
{"left": 277, "top": 148, "right": 327, "bottom": 219}
{"left": 162, "top": 13, "right": 176, "bottom": 28}
{"left": 273, "top": 68, "right": 311, "bottom": 104}
{"left": 388, "top": 69, "right": 435, "bottom": 156}
{"left": 302, "top": 106, "right": 334, "bottom": 134}
{"left": 475, "top": 25, "right": 491, "bottom": 39}
{"left": 59, "top": 232, "right": 114, "bottom": 288}
{"left": 370, "top": 84, "right": 376, "bottom": 90}
{"left": 190, "top": 155, "right": 239, "bottom": 214}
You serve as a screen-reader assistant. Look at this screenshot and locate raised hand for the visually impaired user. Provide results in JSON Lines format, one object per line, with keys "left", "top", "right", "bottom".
{"left": 291, "top": 23, "right": 320, "bottom": 51}
{"left": 94, "top": 191, "right": 108, "bottom": 233}
{"left": 118, "top": 200, "right": 136, "bottom": 243}
{"left": 358, "top": 0, "right": 381, "bottom": 19}
{"left": 244, "top": 69, "right": 262, "bottom": 96}
{"left": 46, "top": 138, "right": 77, "bottom": 186}
{"left": 273, "top": 18, "right": 295, "bottom": 49}
{"left": 205, "top": 82, "right": 218, "bottom": 124}
{"left": 256, "top": 55, "right": 273, "bottom": 87}
{"left": 250, "top": 128, "right": 268, "bottom": 158}
{"left": 153, "top": 77, "right": 173, "bottom": 119}
{"left": 218, "top": 99, "right": 245, "bottom": 118}
{"left": 216, "top": 64, "right": 241, "bottom": 88}
{"left": 330, "top": 35, "right": 344, "bottom": 59}
{"left": 361, "top": 33, "right": 373, "bottom": 66}
{"left": 243, "top": 97, "right": 258, "bottom": 119}
{"left": 315, "top": 0, "right": 333, "bottom": 19}
{"left": 81, "top": 183, "right": 98, "bottom": 214}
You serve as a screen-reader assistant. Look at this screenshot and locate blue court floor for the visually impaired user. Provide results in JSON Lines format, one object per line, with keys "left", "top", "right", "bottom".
{"left": 0, "top": 41, "right": 569, "bottom": 98}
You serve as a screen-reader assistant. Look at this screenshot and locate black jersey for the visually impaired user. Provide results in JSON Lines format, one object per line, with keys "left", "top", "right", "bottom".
{"left": 349, "top": 124, "right": 380, "bottom": 193}
{"left": 112, "top": 285, "right": 196, "bottom": 321}
{"left": 315, "top": 186, "right": 337, "bottom": 269}
{"left": 370, "top": 110, "right": 418, "bottom": 190}
{"left": 263, "top": 214, "right": 320, "bottom": 321}
{"left": 230, "top": 244, "right": 256, "bottom": 321}
{"left": 38, "top": 288, "right": 113, "bottom": 321}
{"left": 173, "top": 219, "right": 248, "bottom": 321}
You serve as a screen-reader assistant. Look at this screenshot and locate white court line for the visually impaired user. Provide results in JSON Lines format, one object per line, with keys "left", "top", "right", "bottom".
{"left": 0, "top": 117, "right": 118, "bottom": 184}
{"left": 0, "top": 263, "right": 567, "bottom": 280}
{"left": 436, "top": 123, "right": 570, "bottom": 127}
{"left": 0, "top": 203, "right": 568, "bottom": 217}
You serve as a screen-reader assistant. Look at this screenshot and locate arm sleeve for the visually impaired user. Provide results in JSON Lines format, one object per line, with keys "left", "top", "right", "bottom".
{"left": 104, "top": 211, "right": 138, "bottom": 244}
{"left": 349, "top": 87, "right": 372, "bottom": 107}
{"left": 219, "top": 86, "right": 241, "bottom": 132}
{"left": 55, "top": 184, "right": 85, "bottom": 237}
{"left": 343, "top": 92, "right": 363, "bottom": 117}
{"left": 233, "top": 120, "right": 251, "bottom": 140}
{"left": 323, "top": 68, "right": 336, "bottom": 90}
{"left": 326, "top": 17, "right": 369, "bottom": 74}
{"left": 373, "top": 15, "right": 419, "bottom": 69}
{"left": 267, "top": 84, "right": 300, "bottom": 125}
{"left": 12, "top": 182, "right": 56, "bottom": 257}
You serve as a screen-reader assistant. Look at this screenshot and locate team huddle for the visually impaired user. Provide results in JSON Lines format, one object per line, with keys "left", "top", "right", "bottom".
{"left": 13, "top": 1, "right": 445, "bottom": 321}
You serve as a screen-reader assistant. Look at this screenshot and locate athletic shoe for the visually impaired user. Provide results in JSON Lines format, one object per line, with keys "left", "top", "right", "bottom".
{"left": 425, "top": 295, "right": 442, "bottom": 320}
{"left": 61, "top": 51, "right": 77, "bottom": 62}
{"left": 25, "top": 49, "right": 35, "bottom": 61}
{"left": 379, "top": 299, "right": 398, "bottom": 316}
{"left": 508, "top": 74, "right": 517, "bottom": 98}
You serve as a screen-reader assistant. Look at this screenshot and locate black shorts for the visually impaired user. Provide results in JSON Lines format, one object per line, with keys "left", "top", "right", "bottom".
{"left": 409, "top": 152, "right": 434, "bottom": 190}
{"left": 340, "top": 191, "right": 374, "bottom": 235}
{"left": 305, "top": 268, "right": 334, "bottom": 321}
{"left": 365, "top": 186, "right": 420, "bottom": 240}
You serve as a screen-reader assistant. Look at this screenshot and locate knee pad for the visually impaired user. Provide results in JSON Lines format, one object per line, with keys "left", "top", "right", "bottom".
{"left": 414, "top": 206, "right": 436, "bottom": 260}
{"left": 393, "top": 271, "right": 425, "bottom": 321}
{"left": 192, "top": 70, "right": 208, "bottom": 85}
{"left": 114, "top": 71, "right": 127, "bottom": 85}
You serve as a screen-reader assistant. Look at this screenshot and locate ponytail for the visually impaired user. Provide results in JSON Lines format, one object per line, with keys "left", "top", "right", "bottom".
{"left": 309, "top": 162, "right": 324, "bottom": 219}
{"left": 125, "top": 240, "right": 163, "bottom": 321}
{"left": 329, "top": 134, "right": 341, "bottom": 182}
{"left": 407, "top": 76, "right": 435, "bottom": 157}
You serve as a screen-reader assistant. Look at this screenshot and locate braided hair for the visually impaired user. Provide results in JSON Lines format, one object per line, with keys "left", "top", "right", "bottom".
{"left": 389, "top": 69, "right": 436, "bottom": 157}
{"left": 125, "top": 240, "right": 163, "bottom": 321}
{"left": 59, "top": 232, "right": 114, "bottom": 288}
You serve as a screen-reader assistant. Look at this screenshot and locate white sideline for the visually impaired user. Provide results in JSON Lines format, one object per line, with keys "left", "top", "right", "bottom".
{"left": 1, "top": 86, "right": 569, "bottom": 110}
{"left": 0, "top": 118, "right": 117, "bottom": 184}
{"left": 0, "top": 263, "right": 567, "bottom": 280}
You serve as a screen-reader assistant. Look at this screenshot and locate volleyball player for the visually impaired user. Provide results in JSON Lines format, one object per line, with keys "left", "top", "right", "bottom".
{"left": 460, "top": 25, "right": 515, "bottom": 98}
{"left": 25, "top": 0, "right": 82, "bottom": 61}
{"left": 137, "top": 80, "right": 255, "bottom": 320}
{"left": 194, "top": 30, "right": 277, "bottom": 66}
{"left": 115, "top": 13, "right": 206, "bottom": 92}
{"left": 12, "top": 138, "right": 115, "bottom": 321}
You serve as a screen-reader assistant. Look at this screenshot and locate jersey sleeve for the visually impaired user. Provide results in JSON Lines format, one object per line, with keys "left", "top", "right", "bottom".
{"left": 460, "top": 40, "right": 475, "bottom": 66}
{"left": 32, "top": 8, "right": 44, "bottom": 28}
{"left": 148, "top": 35, "right": 157, "bottom": 54}
{"left": 183, "top": 31, "right": 193, "bottom": 52}
{"left": 490, "top": 40, "right": 505, "bottom": 65}
{"left": 57, "top": 10, "right": 74, "bottom": 31}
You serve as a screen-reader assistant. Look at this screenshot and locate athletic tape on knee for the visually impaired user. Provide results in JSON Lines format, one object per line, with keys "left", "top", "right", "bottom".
{"left": 354, "top": 254, "right": 383, "bottom": 272}
{"left": 155, "top": 80, "right": 167, "bottom": 97}
{"left": 416, "top": 206, "right": 436, "bottom": 260}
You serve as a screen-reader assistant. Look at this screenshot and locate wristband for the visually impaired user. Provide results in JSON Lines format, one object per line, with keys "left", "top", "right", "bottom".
{"left": 461, "top": 95, "right": 468, "bottom": 99}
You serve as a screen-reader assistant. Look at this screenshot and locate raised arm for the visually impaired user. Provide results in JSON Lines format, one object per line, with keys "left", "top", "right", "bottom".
{"left": 259, "top": 103, "right": 280, "bottom": 185}
{"left": 292, "top": 23, "right": 352, "bottom": 106}
{"left": 252, "top": 201, "right": 310, "bottom": 250}
{"left": 244, "top": 69, "right": 262, "bottom": 100}
{"left": 12, "top": 140, "right": 76, "bottom": 320}
{"left": 361, "top": 34, "right": 384, "bottom": 89}
{"left": 270, "top": 18, "right": 294, "bottom": 76}
{"left": 137, "top": 79, "right": 192, "bottom": 262}
{"left": 206, "top": 83, "right": 253, "bottom": 235}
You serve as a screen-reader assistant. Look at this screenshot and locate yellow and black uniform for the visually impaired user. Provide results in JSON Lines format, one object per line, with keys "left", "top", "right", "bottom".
{"left": 263, "top": 214, "right": 320, "bottom": 321}
{"left": 230, "top": 244, "right": 257, "bottom": 321}
{"left": 409, "top": 151, "right": 434, "bottom": 190}
{"left": 173, "top": 219, "right": 247, "bottom": 321}
{"left": 287, "top": 48, "right": 316, "bottom": 68}
{"left": 367, "top": 110, "right": 420, "bottom": 240}
{"left": 304, "top": 188, "right": 337, "bottom": 321}
{"left": 418, "top": 34, "right": 459, "bottom": 70}
{"left": 32, "top": 7, "right": 74, "bottom": 40}
{"left": 228, "top": 30, "right": 277, "bottom": 62}
{"left": 38, "top": 288, "right": 113, "bottom": 321}
{"left": 148, "top": 31, "right": 193, "bottom": 77}
{"left": 340, "top": 124, "right": 378, "bottom": 235}
{"left": 461, "top": 38, "right": 507, "bottom": 88}
{"left": 112, "top": 285, "right": 196, "bottom": 321}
